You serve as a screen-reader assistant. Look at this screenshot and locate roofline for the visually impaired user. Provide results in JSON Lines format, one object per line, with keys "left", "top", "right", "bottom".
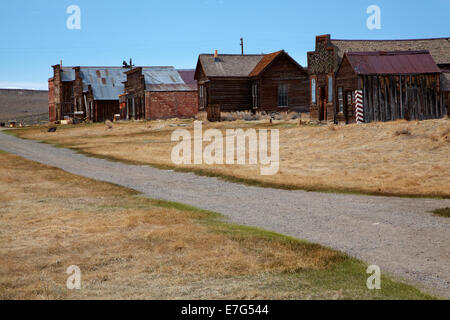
{"left": 332, "top": 37, "right": 449, "bottom": 41}
{"left": 60, "top": 66, "right": 174, "bottom": 69}
{"left": 144, "top": 89, "right": 197, "bottom": 92}
{"left": 341, "top": 52, "right": 442, "bottom": 75}
{"left": 346, "top": 50, "right": 432, "bottom": 56}
{"left": 355, "top": 72, "right": 441, "bottom": 75}
{"left": 198, "top": 53, "right": 265, "bottom": 57}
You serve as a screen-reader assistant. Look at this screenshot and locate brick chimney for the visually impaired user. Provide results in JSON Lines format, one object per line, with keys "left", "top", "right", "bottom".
{"left": 214, "top": 50, "right": 220, "bottom": 62}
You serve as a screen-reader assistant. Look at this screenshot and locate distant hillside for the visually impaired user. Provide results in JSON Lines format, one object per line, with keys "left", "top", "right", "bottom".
{"left": 0, "top": 89, "right": 48, "bottom": 125}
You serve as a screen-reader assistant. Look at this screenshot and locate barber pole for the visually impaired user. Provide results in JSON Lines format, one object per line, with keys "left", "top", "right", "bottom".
{"left": 354, "top": 90, "right": 364, "bottom": 123}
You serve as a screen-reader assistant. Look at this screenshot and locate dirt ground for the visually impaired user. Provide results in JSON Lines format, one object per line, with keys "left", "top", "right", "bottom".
{"left": 13, "top": 117, "right": 450, "bottom": 198}
{"left": 0, "top": 151, "right": 433, "bottom": 299}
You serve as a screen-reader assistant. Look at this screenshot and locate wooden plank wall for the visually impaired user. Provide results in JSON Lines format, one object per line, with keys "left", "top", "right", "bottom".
{"left": 361, "top": 74, "right": 444, "bottom": 123}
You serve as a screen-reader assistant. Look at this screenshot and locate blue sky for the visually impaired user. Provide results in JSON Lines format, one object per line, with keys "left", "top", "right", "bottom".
{"left": 0, "top": 0, "right": 448, "bottom": 90}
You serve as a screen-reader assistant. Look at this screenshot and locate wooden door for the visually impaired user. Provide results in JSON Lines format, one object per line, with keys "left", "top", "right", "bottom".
{"left": 319, "top": 87, "right": 326, "bottom": 121}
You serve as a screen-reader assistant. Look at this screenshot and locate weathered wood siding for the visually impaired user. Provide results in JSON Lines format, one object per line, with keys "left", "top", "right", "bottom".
{"left": 207, "top": 79, "right": 252, "bottom": 112}
{"left": 258, "top": 54, "right": 310, "bottom": 112}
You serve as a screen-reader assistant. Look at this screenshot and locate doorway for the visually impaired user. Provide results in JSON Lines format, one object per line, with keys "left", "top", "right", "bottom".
{"left": 319, "top": 86, "right": 326, "bottom": 121}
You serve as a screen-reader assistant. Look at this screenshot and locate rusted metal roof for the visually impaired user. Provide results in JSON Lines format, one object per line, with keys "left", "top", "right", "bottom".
{"left": 79, "top": 67, "right": 128, "bottom": 100}
{"left": 75, "top": 66, "right": 187, "bottom": 100}
{"left": 331, "top": 37, "right": 450, "bottom": 65}
{"left": 176, "top": 69, "right": 197, "bottom": 85}
{"left": 345, "top": 51, "right": 441, "bottom": 75}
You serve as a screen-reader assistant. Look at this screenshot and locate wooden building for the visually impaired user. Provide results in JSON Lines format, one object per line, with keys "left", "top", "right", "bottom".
{"left": 48, "top": 64, "right": 76, "bottom": 122}
{"left": 123, "top": 67, "right": 198, "bottom": 120}
{"left": 442, "top": 71, "right": 450, "bottom": 116}
{"left": 335, "top": 51, "right": 444, "bottom": 123}
{"left": 307, "top": 34, "right": 450, "bottom": 122}
{"left": 194, "top": 50, "right": 309, "bottom": 120}
{"left": 49, "top": 64, "right": 131, "bottom": 122}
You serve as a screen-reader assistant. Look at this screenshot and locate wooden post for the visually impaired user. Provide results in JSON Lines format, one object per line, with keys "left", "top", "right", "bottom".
{"left": 399, "top": 75, "right": 403, "bottom": 119}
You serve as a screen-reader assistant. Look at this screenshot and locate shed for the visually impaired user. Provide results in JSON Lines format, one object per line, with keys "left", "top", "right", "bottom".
{"left": 335, "top": 51, "right": 444, "bottom": 123}
{"left": 307, "top": 34, "right": 450, "bottom": 122}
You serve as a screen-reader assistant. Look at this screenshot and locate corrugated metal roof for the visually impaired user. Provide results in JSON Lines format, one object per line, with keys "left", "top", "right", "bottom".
{"left": 345, "top": 51, "right": 441, "bottom": 75}
{"left": 142, "top": 67, "right": 184, "bottom": 86}
{"left": 146, "top": 83, "right": 196, "bottom": 92}
{"left": 79, "top": 67, "right": 129, "bottom": 100}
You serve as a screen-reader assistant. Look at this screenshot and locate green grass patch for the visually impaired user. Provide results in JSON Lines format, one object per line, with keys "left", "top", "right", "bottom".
{"left": 431, "top": 207, "right": 450, "bottom": 218}
{"left": 137, "top": 196, "right": 437, "bottom": 299}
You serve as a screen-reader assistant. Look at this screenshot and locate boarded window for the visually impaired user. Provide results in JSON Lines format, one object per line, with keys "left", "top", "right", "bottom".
{"left": 328, "top": 76, "right": 333, "bottom": 102}
{"left": 311, "top": 78, "right": 316, "bottom": 104}
{"left": 278, "top": 84, "right": 288, "bottom": 107}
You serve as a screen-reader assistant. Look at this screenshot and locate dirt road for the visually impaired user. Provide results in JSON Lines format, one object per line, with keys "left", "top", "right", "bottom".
{"left": 1, "top": 131, "right": 449, "bottom": 298}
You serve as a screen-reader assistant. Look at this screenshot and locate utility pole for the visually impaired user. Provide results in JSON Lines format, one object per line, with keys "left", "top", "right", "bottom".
{"left": 240, "top": 38, "right": 244, "bottom": 55}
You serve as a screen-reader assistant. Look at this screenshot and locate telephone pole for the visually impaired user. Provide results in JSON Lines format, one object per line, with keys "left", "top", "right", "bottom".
{"left": 240, "top": 38, "right": 244, "bottom": 55}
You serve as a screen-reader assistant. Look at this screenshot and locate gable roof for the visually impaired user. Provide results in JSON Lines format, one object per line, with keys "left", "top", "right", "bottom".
{"left": 198, "top": 54, "right": 265, "bottom": 78}
{"left": 197, "top": 51, "right": 306, "bottom": 79}
{"left": 249, "top": 51, "right": 284, "bottom": 77}
{"left": 343, "top": 51, "right": 441, "bottom": 75}
{"left": 331, "top": 37, "right": 450, "bottom": 65}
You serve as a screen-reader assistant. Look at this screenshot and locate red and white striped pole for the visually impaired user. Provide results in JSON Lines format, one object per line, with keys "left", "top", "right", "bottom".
{"left": 355, "top": 90, "right": 364, "bottom": 123}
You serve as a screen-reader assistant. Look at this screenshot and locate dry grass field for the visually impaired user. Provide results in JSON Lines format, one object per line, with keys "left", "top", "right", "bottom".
{"left": 0, "top": 151, "right": 433, "bottom": 299}
{"left": 12, "top": 117, "right": 450, "bottom": 198}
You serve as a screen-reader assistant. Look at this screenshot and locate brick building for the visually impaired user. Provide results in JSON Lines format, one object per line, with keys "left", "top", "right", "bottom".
{"left": 123, "top": 67, "right": 198, "bottom": 120}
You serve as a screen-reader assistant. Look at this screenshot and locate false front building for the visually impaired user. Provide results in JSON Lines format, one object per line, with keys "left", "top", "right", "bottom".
{"left": 307, "top": 34, "right": 450, "bottom": 122}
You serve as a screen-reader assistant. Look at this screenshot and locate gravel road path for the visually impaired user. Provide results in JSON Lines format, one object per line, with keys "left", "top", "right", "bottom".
{"left": 1, "top": 131, "right": 449, "bottom": 298}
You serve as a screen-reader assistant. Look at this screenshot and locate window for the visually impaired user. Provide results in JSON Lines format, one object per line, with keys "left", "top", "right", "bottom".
{"left": 278, "top": 84, "right": 288, "bottom": 107}
{"left": 338, "top": 87, "right": 344, "bottom": 113}
{"left": 199, "top": 85, "right": 205, "bottom": 109}
{"left": 328, "top": 76, "right": 333, "bottom": 103}
{"left": 311, "top": 78, "right": 316, "bottom": 104}
{"left": 252, "top": 84, "right": 258, "bottom": 109}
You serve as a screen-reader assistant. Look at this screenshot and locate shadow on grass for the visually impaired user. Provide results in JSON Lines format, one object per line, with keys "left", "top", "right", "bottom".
{"left": 431, "top": 207, "right": 450, "bottom": 218}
